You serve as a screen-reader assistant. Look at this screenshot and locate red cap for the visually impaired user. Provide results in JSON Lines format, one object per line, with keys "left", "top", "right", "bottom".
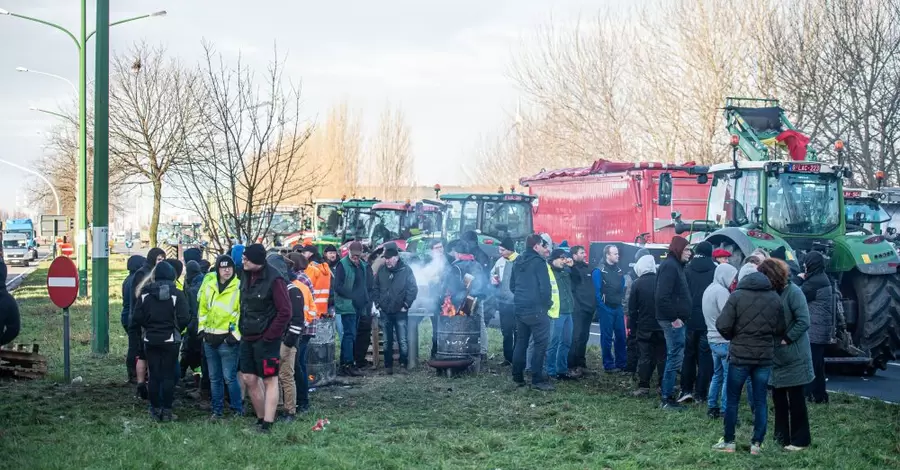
{"left": 712, "top": 248, "right": 732, "bottom": 258}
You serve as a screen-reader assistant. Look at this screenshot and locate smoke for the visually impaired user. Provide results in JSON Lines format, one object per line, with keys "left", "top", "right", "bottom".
{"left": 406, "top": 254, "right": 448, "bottom": 312}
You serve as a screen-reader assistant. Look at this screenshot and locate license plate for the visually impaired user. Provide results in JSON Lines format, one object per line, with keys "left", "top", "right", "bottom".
{"left": 787, "top": 163, "right": 820, "bottom": 173}
{"left": 844, "top": 190, "right": 862, "bottom": 198}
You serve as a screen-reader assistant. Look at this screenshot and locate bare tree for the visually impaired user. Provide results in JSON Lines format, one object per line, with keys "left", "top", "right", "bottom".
{"left": 304, "top": 100, "right": 364, "bottom": 199}
{"left": 173, "top": 42, "right": 317, "bottom": 254}
{"left": 372, "top": 103, "right": 414, "bottom": 200}
{"left": 108, "top": 43, "right": 205, "bottom": 247}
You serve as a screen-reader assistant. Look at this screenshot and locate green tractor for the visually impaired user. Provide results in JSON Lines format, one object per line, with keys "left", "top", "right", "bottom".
{"left": 437, "top": 190, "right": 536, "bottom": 261}
{"left": 336, "top": 198, "right": 380, "bottom": 255}
{"left": 367, "top": 200, "right": 445, "bottom": 256}
{"left": 665, "top": 97, "right": 900, "bottom": 373}
{"left": 302, "top": 198, "right": 344, "bottom": 252}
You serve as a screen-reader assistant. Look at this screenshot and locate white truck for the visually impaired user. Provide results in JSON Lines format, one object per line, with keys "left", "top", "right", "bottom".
{"left": 3, "top": 232, "right": 36, "bottom": 266}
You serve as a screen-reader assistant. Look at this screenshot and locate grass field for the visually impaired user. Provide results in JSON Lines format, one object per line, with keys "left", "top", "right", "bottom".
{"left": 1, "top": 255, "right": 899, "bottom": 469}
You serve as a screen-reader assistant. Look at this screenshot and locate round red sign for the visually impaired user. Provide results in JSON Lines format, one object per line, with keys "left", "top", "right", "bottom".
{"left": 47, "top": 256, "right": 79, "bottom": 309}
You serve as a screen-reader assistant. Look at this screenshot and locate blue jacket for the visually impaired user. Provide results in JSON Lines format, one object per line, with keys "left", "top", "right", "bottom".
{"left": 509, "top": 250, "right": 552, "bottom": 315}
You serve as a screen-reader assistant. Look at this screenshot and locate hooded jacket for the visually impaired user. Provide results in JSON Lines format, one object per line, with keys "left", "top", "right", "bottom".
{"left": 684, "top": 253, "right": 717, "bottom": 331}
{"left": 655, "top": 241, "right": 692, "bottom": 323}
{"left": 570, "top": 260, "right": 596, "bottom": 313}
{"left": 230, "top": 244, "right": 245, "bottom": 277}
{"left": 0, "top": 262, "right": 20, "bottom": 346}
{"left": 509, "top": 249, "right": 552, "bottom": 315}
{"left": 121, "top": 255, "right": 146, "bottom": 330}
{"left": 184, "top": 260, "right": 205, "bottom": 336}
{"left": 703, "top": 264, "right": 737, "bottom": 344}
{"left": 716, "top": 272, "right": 786, "bottom": 366}
{"left": 770, "top": 282, "right": 815, "bottom": 389}
{"left": 798, "top": 251, "right": 834, "bottom": 344}
{"left": 551, "top": 265, "right": 575, "bottom": 314}
{"left": 267, "top": 254, "right": 307, "bottom": 347}
{"left": 373, "top": 258, "right": 419, "bottom": 314}
{"left": 198, "top": 269, "right": 241, "bottom": 342}
{"left": 132, "top": 248, "right": 166, "bottom": 315}
{"left": 131, "top": 263, "right": 191, "bottom": 345}
{"left": 627, "top": 255, "right": 660, "bottom": 337}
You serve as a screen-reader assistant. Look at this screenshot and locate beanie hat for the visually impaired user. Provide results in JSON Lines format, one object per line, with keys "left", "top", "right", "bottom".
{"left": 634, "top": 248, "right": 651, "bottom": 262}
{"left": 770, "top": 246, "right": 787, "bottom": 261}
{"left": 712, "top": 248, "right": 732, "bottom": 259}
{"left": 287, "top": 252, "right": 309, "bottom": 272}
{"left": 153, "top": 261, "right": 176, "bottom": 282}
{"left": 182, "top": 247, "right": 202, "bottom": 264}
{"left": 243, "top": 243, "right": 267, "bottom": 265}
{"left": 549, "top": 248, "right": 567, "bottom": 262}
{"left": 215, "top": 255, "right": 235, "bottom": 270}
{"left": 500, "top": 237, "right": 516, "bottom": 252}
{"left": 323, "top": 244, "right": 338, "bottom": 254}
{"left": 198, "top": 259, "right": 211, "bottom": 273}
{"left": 230, "top": 245, "right": 245, "bottom": 269}
{"left": 301, "top": 245, "right": 318, "bottom": 255}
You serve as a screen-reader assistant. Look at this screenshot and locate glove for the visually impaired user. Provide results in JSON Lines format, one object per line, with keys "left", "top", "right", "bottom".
{"left": 283, "top": 332, "right": 299, "bottom": 348}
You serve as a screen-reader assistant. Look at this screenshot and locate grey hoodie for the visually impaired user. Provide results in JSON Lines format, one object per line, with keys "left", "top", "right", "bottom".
{"left": 703, "top": 263, "right": 737, "bottom": 344}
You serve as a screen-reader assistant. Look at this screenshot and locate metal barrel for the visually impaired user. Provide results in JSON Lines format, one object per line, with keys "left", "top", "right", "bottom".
{"left": 308, "top": 317, "right": 337, "bottom": 386}
{"left": 435, "top": 314, "right": 481, "bottom": 360}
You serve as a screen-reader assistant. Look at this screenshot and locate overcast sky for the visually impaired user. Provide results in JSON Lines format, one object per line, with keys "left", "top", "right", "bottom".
{"left": 0, "top": 0, "right": 604, "bottom": 214}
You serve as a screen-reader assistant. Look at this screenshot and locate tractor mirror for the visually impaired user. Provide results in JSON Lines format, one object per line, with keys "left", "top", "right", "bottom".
{"left": 697, "top": 174, "right": 709, "bottom": 184}
{"left": 658, "top": 173, "right": 673, "bottom": 206}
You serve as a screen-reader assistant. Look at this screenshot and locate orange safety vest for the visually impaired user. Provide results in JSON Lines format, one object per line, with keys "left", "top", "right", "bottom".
{"left": 305, "top": 262, "right": 332, "bottom": 315}
{"left": 291, "top": 279, "right": 317, "bottom": 325}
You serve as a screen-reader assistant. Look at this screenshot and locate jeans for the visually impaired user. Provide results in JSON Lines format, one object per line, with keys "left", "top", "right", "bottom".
{"left": 773, "top": 385, "right": 811, "bottom": 447}
{"left": 204, "top": 341, "right": 242, "bottom": 415}
{"left": 624, "top": 332, "right": 639, "bottom": 373}
{"left": 723, "top": 364, "right": 771, "bottom": 444}
{"left": 599, "top": 305, "right": 627, "bottom": 370}
{"left": 146, "top": 343, "right": 179, "bottom": 410}
{"left": 682, "top": 330, "right": 713, "bottom": 399}
{"left": 806, "top": 343, "right": 828, "bottom": 403}
{"left": 294, "top": 337, "right": 310, "bottom": 410}
{"left": 637, "top": 331, "right": 666, "bottom": 388}
{"left": 546, "top": 313, "right": 573, "bottom": 376}
{"left": 659, "top": 320, "right": 686, "bottom": 401}
{"left": 708, "top": 342, "right": 729, "bottom": 413}
{"left": 339, "top": 313, "right": 358, "bottom": 366}
{"left": 568, "top": 308, "right": 594, "bottom": 369}
{"left": 513, "top": 312, "right": 551, "bottom": 385}
{"left": 382, "top": 314, "right": 409, "bottom": 369}
{"left": 499, "top": 303, "right": 517, "bottom": 363}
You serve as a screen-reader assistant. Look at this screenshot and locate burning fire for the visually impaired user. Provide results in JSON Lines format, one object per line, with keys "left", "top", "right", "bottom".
{"left": 441, "top": 292, "right": 462, "bottom": 317}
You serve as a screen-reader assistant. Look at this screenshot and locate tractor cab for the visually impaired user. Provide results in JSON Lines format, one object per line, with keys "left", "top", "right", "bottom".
{"left": 314, "top": 199, "right": 344, "bottom": 244}
{"left": 336, "top": 198, "right": 380, "bottom": 254}
{"left": 844, "top": 188, "right": 892, "bottom": 236}
{"left": 439, "top": 191, "right": 535, "bottom": 258}
{"left": 368, "top": 201, "right": 443, "bottom": 254}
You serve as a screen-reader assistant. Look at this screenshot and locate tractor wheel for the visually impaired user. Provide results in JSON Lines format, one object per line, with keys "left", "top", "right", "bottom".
{"left": 851, "top": 273, "right": 900, "bottom": 369}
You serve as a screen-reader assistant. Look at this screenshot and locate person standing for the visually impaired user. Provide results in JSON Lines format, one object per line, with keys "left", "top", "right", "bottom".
{"left": 238, "top": 244, "right": 292, "bottom": 433}
{"left": 758, "top": 258, "right": 814, "bottom": 451}
{"left": 180, "top": 260, "right": 206, "bottom": 388}
{"left": 130, "top": 248, "right": 166, "bottom": 400}
{"left": 334, "top": 241, "right": 370, "bottom": 377}
{"left": 372, "top": 245, "right": 419, "bottom": 374}
{"left": 593, "top": 245, "right": 627, "bottom": 373}
{"left": 287, "top": 252, "right": 316, "bottom": 413}
{"left": 131, "top": 262, "right": 191, "bottom": 422}
{"left": 713, "top": 262, "right": 786, "bottom": 455}
{"left": 623, "top": 248, "right": 650, "bottom": 377}
{"left": 655, "top": 236, "right": 692, "bottom": 410}
{"left": 681, "top": 241, "right": 716, "bottom": 403}
{"left": 122, "top": 255, "right": 146, "bottom": 383}
{"left": 0, "top": 262, "right": 20, "bottom": 347}
{"left": 444, "top": 242, "right": 489, "bottom": 360}
{"left": 703, "top": 263, "right": 738, "bottom": 418}
{"left": 267, "top": 254, "right": 310, "bottom": 423}
{"left": 567, "top": 245, "right": 596, "bottom": 378}
{"left": 510, "top": 234, "right": 554, "bottom": 391}
{"left": 198, "top": 255, "right": 243, "bottom": 419}
{"left": 797, "top": 251, "right": 832, "bottom": 404}
{"left": 628, "top": 255, "right": 665, "bottom": 397}
{"left": 546, "top": 249, "right": 575, "bottom": 379}
{"left": 491, "top": 237, "right": 519, "bottom": 366}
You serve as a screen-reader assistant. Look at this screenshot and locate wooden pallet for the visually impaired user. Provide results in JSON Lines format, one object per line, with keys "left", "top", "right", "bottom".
{"left": 0, "top": 343, "right": 48, "bottom": 379}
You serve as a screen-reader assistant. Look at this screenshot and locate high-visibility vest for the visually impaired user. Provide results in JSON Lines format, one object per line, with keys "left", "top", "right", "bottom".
{"left": 198, "top": 273, "right": 241, "bottom": 339}
{"left": 547, "top": 264, "right": 560, "bottom": 319}
{"left": 305, "top": 262, "right": 332, "bottom": 316}
{"left": 291, "top": 279, "right": 317, "bottom": 325}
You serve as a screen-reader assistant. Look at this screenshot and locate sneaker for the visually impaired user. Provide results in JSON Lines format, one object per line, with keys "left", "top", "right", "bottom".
{"left": 784, "top": 445, "right": 807, "bottom": 452}
{"left": 160, "top": 409, "right": 174, "bottom": 422}
{"left": 712, "top": 438, "right": 735, "bottom": 453}
{"left": 750, "top": 442, "right": 762, "bottom": 455}
{"left": 339, "top": 366, "right": 363, "bottom": 377}
{"left": 513, "top": 379, "right": 526, "bottom": 387}
{"left": 567, "top": 368, "right": 583, "bottom": 378}
{"left": 279, "top": 413, "right": 296, "bottom": 423}
{"left": 676, "top": 392, "right": 694, "bottom": 403}
{"left": 631, "top": 387, "right": 650, "bottom": 397}
{"left": 556, "top": 373, "right": 576, "bottom": 381}
{"left": 532, "top": 382, "right": 555, "bottom": 392}
{"left": 707, "top": 408, "right": 721, "bottom": 419}
{"left": 660, "top": 400, "right": 685, "bottom": 411}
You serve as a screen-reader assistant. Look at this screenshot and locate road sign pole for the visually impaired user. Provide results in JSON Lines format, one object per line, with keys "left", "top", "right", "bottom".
{"left": 91, "top": 0, "right": 110, "bottom": 355}
{"left": 63, "top": 307, "right": 71, "bottom": 382}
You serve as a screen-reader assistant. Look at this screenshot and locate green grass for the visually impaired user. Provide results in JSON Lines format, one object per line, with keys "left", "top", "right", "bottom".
{"left": 1, "top": 255, "right": 899, "bottom": 469}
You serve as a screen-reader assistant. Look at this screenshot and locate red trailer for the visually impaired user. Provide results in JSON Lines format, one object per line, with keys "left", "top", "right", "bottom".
{"left": 520, "top": 159, "right": 711, "bottom": 264}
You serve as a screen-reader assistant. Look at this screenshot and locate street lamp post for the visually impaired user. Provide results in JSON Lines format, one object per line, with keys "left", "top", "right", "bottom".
{"left": 93, "top": 0, "right": 110, "bottom": 355}
{"left": 2, "top": 5, "right": 166, "bottom": 354}
{"left": 0, "top": 158, "right": 61, "bottom": 215}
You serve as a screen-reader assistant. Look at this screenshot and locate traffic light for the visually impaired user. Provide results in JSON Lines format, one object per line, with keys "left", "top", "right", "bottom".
{"left": 68, "top": 217, "right": 75, "bottom": 232}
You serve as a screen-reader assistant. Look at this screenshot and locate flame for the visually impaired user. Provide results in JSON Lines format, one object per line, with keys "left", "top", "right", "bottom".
{"left": 309, "top": 374, "right": 315, "bottom": 381}
{"left": 440, "top": 292, "right": 464, "bottom": 316}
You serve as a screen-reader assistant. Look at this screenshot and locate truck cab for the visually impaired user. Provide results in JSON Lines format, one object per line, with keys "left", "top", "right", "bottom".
{"left": 3, "top": 232, "right": 35, "bottom": 266}
{"left": 3, "top": 218, "right": 38, "bottom": 263}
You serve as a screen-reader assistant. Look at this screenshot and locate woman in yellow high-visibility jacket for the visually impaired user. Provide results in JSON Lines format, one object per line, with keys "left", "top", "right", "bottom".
{"left": 197, "top": 255, "right": 242, "bottom": 419}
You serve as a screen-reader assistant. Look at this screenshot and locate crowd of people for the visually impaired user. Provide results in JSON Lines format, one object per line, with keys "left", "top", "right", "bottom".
{"left": 122, "top": 231, "right": 834, "bottom": 452}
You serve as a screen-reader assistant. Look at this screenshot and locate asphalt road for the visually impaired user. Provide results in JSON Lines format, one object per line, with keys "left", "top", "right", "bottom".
{"left": 5, "top": 248, "right": 51, "bottom": 290}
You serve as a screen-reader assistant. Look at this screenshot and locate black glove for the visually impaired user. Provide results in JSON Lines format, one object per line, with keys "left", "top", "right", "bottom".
{"left": 283, "top": 332, "right": 299, "bottom": 349}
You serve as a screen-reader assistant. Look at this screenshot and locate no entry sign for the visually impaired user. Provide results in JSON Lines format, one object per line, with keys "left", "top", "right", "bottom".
{"left": 47, "top": 256, "right": 79, "bottom": 309}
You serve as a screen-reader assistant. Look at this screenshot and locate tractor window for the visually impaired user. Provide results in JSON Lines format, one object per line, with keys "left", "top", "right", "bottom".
{"left": 767, "top": 173, "right": 840, "bottom": 235}
{"left": 482, "top": 202, "right": 532, "bottom": 240}
{"left": 734, "top": 172, "right": 761, "bottom": 225}
{"left": 445, "top": 200, "right": 477, "bottom": 240}
{"left": 370, "top": 210, "right": 402, "bottom": 246}
{"left": 707, "top": 174, "right": 735, "bottom": 225}
{"left": 318, "top": 205, "right": 341, "bottom": 238}
{"left": 845, "top": 199, "right": 891, "bottom": 224}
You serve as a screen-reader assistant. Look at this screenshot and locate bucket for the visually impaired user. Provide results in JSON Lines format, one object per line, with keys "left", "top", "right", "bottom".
{"left": 308, "top": 317, "right": 337, "bottom": 387}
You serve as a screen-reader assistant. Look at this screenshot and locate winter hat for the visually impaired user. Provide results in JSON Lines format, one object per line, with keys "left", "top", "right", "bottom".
{"left": 182, "top": 247, "right": 202, "bottom": 264}
{"left": 243, "top": 243, "right": 267, "bottom": 265}
{"left": 323, "top": 244, "right": 338, "bottom": 254}
{"left": 500, "top": 237, "right": 516, "bottom": 252}
{"left": 455, "top": 241, "right": 474, "bottom": 255}
{"left": 145, "top": 247, "right": 166, "bottom": 266}
{"left": 301, "top": 245, "right": 319, "bottom": 255}
{"left": 695, "top": 241, "right": 713, "bottom": 257}
{"left": 549, "top": 248, "right": 568, "bottom": 262}
{"left": 198, "top": 259, "right": 212, "bottom": 273}
{"left": 165, "top": 259, "right": 184, "bottom": 279}
{"left": 712, "top": 248, "right": 732, "bottom": 259}
{"left": 348, "top": 241, "right": 363, "bottom": 256}
{"left": 668, "top": 236, "right": 689, "bottom": 258}
{"left": 383, "top": 242, "right": 400, "bottom": 259}
{"left": 738, "top": 263, "right": 757, "bottom": 282}
{"left": 804, "top": 251, "right": 826, "bottom": 275}
{"left": 185, "top": 260, "right": 202, "bottom": 281}
{"left": 126, "top": 255, "right": 146, "bottom": 274}
{"left": 266, "top": 253, "right": 291, "bottom": 280}
{"left": 153, "top": 261, "right": 176, "bottom": 282}
{"left": 770, "top": 246, "right": 787, "bottom": 261}
{"left": 215, "top": 255, "right": 235, "bottom": 270}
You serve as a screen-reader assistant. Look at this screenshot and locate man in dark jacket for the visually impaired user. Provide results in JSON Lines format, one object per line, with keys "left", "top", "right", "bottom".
{"left": 623, "top": 248, "right": 650, "bottom": 377}
{"left": 0, "top": 262, "right": 20, "bottom": 347}
{"left": 628, "top": 254, "right": 665, "bottom": 396}
{"left": 567, "top": 245, "right": 596, "bottom": 378}
{"left": 372, "top": 245, "right": 418, "bottom": 373}
{"left": 268, "top": 254, "right": 308, "bottom": 422}
{"left": 130, "top": 248, "right": 166, "bottom": 398}
{"left": 441, "top": 241, "right": 489, "bottom": 358}
{"left": 680, "top": 241, "right": 716, "bottom": 403}
{"left": 238, "top": 244, "right": 292, "bottom": 433}
{"left": 714, "top": 267, "right": 786, "bottom": 452}
{"left": 333, "top": 241, "right": 371, "bottom": 376}
{"left": 509, "top": 234, "right": 554, "bottom": 391}
{"left": 180, "top": 260, "right": 206, "bottom": 386}
{"left": 655, "top": 236, "right": 693, "bottom": 410}
{"left": 593, "top": 245, "right": 627, "bottom": 373}
{"left": 491, "top": 237, "right": 519, "bottom": 365}
{"left": 122, "top": 255, "right": 146, "bottom": 383}
{"left": 797, "top": 251, "right": 832, "bottom": 404}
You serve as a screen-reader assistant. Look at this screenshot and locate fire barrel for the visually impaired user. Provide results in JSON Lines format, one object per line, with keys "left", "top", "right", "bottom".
{"left": 308, "top": 317, "right": 337, "bottom": 387}
{"left": 434, "top": 314, "right": 481, "bottom": 373}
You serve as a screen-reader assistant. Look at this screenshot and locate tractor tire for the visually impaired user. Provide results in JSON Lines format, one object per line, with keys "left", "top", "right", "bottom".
{"left": 851, "top": 273, "right": 900, "bottom": 369}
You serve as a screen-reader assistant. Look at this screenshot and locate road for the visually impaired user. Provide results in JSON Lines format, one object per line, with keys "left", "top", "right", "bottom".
{"left": 5, "top": 248, "right": 51, "bottom": 290}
